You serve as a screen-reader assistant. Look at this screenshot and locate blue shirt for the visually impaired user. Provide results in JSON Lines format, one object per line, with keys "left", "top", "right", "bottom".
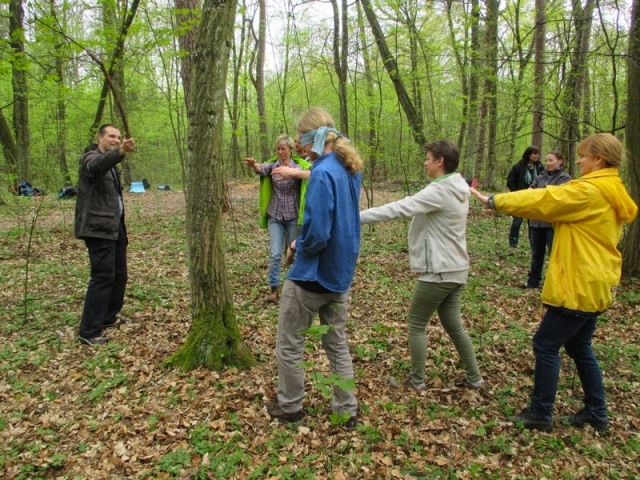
{"left": 287, "top": 152, "right": 362, "bottom": 293}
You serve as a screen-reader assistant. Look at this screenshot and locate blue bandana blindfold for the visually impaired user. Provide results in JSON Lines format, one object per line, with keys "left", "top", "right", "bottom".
{"left": 299, "top": 127, "right": 340, "bottom": 157}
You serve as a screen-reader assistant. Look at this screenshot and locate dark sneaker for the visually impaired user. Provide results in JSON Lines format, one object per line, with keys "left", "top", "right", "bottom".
{"left": 344, "top": 415, "right": 357, "bottom": 429}
{"left": 388, "top": 375, "right": 426, "bottom": 391}
{"left": 508, "top": 408, "right": 553, "bottom": 432}
{"left": 266, "top": 397, "right": 304, "bottom": 424}
{"left": 78, "top": 335, "right": 109, "bottom": 346}
{"left": 103, "top": 314, "right": 130, "bottom": 330}
{"left": 561, "top": 409, "right": 609, "bottom": 432}
{"left": 455, "top": 376, "right": 485, "bottom": 390}
{"left": 328, "top": 411, "right": 358, "bottom": 430}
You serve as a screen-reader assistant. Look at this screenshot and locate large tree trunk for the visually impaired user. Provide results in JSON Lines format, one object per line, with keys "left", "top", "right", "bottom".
{"left": 360, "top": 0, "right": 425, "bottom": 146}
{"left": 165, "top": 0, "right": 255, "bottom": 371}
{"left": 622, "top": 0, "right": 640, "bottom": 277}
{"left": 531, "top": 0, "right": 546, "bottom": 149}
{"left": 175, "top": 0, "right": 199, "bottom": 186}
{"left": 10, "top": 0, "right": 30, "bottom": 183}
{"left": 0, "top": 110, "right": 19, "bottom": 185}
{"left": 559, "top": 0, "right": 595, "bottom": 176}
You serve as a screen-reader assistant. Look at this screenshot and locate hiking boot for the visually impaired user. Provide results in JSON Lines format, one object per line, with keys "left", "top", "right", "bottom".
{"left": 266, "top": 397, "right": 304, "bottom": 424}
{"left": 388, "top": 375, "right": 426, "bottom": 391}
{"left": 456, "top": 376, "right": 485, "bottom": 390}
{"left": 560, "top": 409, "right": 609, "bottom": 432}
{"left": 266, "top": 286, "right": 280, "bottom": 303}
{"left": 328, "top": 410, "right": 358, "bottom": 430}
{"left": 103, "top": 314, "right": 130, "bottom": 330}
{"left": 507, "top": 408, "right": 553, "bottom": 432}
{"left": 78, "top": 335, "right": 109, "bottom": 347}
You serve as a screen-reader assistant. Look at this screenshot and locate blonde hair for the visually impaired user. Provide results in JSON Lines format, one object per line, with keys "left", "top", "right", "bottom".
{"left": 296, "top": 107, "right": 363, "bottom": 174}
{"left": 577, "top": 133, "right": 624, "bottom": 167}
{"left": 274, "top": 134, "right": 295, "bottom": 151}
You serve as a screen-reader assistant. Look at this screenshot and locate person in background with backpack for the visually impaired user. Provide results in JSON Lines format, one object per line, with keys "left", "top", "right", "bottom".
{"left": 244, "top": 135, "right": 311, "bottom": 303}
{"left": 506, "top": 146, "right": 543, "bottom": 247}
{"left": 75, "top": 124, "right": 135, "bottom": 346}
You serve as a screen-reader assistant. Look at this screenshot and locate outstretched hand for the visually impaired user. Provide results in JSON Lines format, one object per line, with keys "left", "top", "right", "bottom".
{"left": 469, "top": 187, "right": 491, "bottom": 212}
{"left": 243, "top": 157, "right": 260, "bottom": 173}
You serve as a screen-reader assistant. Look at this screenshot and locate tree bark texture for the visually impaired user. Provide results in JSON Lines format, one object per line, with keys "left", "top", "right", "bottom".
{"left": 622, "top": 0, "right": 640, "bottom": 277}
{"left": 165, "top": 0, "right": 255, "bottom": 371}
{"left": 52, "top": 0, "right": 71, "bottom": 186}
{"left": 531, "top": 0, "right": 546, "bottom": 149}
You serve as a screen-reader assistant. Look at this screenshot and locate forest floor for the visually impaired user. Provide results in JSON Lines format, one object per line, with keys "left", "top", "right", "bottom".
{"left": 0, "top": 182, "right": 639, "bottom": 479}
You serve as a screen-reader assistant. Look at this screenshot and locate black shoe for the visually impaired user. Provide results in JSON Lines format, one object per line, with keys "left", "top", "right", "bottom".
{"left": 103, "top": 314, "right": 130, "bottom": 330}
{"left": 266, "top": 397, "right": 304, "bottom": 424}
{"left": 78, "top": 335, "right": 109, "bottom": 346}
{"left": 508, "top": 408, "right": 553, "bottom": 432}
{"left": 560, "top": 409, "right": 609, "bottom": 432}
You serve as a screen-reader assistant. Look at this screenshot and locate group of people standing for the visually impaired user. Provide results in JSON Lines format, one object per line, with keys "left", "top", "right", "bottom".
{"left": 245, "top": 115, "right": 637, "bottom": 434}
{"left": 73, "top": 112, "right": 637, "bottom": 435}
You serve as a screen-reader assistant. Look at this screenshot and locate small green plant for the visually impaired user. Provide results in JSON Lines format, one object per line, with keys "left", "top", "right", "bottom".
{"left": 157, "top": 449, "right": 192, "bottom": 475}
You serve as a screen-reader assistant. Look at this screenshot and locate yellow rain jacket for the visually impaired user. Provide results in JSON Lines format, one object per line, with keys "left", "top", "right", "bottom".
{"left": 493, "top": 168, "right": 638, "bottom": 313}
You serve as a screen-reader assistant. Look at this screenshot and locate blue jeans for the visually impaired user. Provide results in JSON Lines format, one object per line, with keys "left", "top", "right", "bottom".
{"left": 509, "top": 216, "right": 523, "bottom": 247}
{"left": 268, "top": 217, "right": 299, "bottom": 288}
{"left": 529, "top": 307, "right": 607, "bottom": 424}
{"left": 527, "top": 227, "right": 554, "bottom": 288}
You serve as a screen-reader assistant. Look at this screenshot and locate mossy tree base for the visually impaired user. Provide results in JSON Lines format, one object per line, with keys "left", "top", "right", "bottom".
{"left": 164, "top": 303, "right": 255, "bottom": 371}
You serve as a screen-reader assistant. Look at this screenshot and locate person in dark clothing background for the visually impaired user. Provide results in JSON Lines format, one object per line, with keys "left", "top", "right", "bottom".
{"left": 506, "top": 146, "right": 543, "bottom": 247}
{"left": 75, "top": 124, "right": 136, "bottom": 346}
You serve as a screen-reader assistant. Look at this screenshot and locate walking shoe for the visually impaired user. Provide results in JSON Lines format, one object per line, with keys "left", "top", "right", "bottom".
{"left": 388, "top": 375, "right": 426, "bottom": 391}
{"left": 265, "top": 286, "right": 280, "bottom": 304}
{"left": 455, "top": 376, "right": 485, "bottom": 390}
{"left": 560, "top": 409, "right": 609, "bottom": 432}
{"left": 103, "top": 314, "right": 130, "bottom": 330}
{"left": 265, "top": 397, "right": 304, "bottom": 424}
{"left": 328, "top": 410, "right": 358, "bottom": 430}
{"left": 78, "top": 335, "right": 109, "bottom": 346}
{"left": 507, "top": 408, "right": 553, "bottom": 432}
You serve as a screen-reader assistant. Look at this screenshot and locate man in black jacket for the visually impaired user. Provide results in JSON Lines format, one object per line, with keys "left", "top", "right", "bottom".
{"left": 506, "top": 146, "right": 542, "bottom": 248}
{"left": 75, "top": 124, "right": 136, "bottom": 346}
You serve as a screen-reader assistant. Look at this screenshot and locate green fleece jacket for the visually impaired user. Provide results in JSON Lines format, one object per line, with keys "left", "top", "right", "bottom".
{"left": 258, "top": 155, "right": 311, "bottom": 229}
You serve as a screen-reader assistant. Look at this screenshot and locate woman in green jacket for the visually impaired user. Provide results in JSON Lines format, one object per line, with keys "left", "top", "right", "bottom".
{"left": 244, "top": 135, "right": 311, "bottom": 302}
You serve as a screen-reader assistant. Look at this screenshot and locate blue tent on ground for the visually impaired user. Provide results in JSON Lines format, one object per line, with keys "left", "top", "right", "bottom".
{"left": 129, "top": 181, "right": 145, "bottom": 193}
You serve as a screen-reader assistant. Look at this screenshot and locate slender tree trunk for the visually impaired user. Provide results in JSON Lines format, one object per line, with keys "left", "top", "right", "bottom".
{"left": 330, "top": 0, "right": 349, "bottom": 134}
{"left": 484, "top": 0, "right": 499, "bottom": 190}
{"left": 446, "top": 0, "right": 469, "bottom": 160}
{"left": 228, "top": 0, "right": 247, "bottom": 177}
{"left": 360, "top": 0, "right": 425, "bottom": 146}
{"left": 622, "top": 0, "right": 640, "bottom": 277}
{"left": 165, "top": 0, "right": 255, "bottom": 371}
{"left": 0, "top": 110, "right": 19, "bottom": 186}
{"left": 10, "top": 0, "right": 30, "bottom": 182}
{"left": 51, "top": 0, "right": 71, "bottom": 186}
{"left": 250, "top": 0, "right": 269, "bottom": 159}
{"left": 531, "top": 0, "right": 546, "bottom": 149}
{"left": 464, "top": 0, "right": 481, "bottom": 178}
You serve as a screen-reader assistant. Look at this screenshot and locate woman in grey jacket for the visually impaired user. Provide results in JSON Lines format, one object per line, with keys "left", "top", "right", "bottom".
{"left": 525, "top": 151, "right": 572, "bottom": 288}
{"left": 360, "top": 140, "right": 483, "bottom": 390}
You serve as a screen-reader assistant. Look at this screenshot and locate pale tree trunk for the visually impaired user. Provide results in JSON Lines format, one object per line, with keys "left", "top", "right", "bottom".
{"left": 330, "top": 0, "right": 349, "bottom": 135}
{"left": 360, "top": 0, "right": 425, "bottom": 146}
{"left": 228, "top": 0, "right": 247, "bottom": 177}
{"left": 622, "top": 0, "right": 640, "bottom": 277}
{"left": 10, "top": 0, "right": 30, "bottom": 183}
{"left": 50, "top": 0, "right": 71, "bottom": 186}
{"left": 559, "top": 0, "right": 595, "bottom": 177}
{"left": 165, "top": 0, "right": 255, "bottom": 371}
{"left": 445, "top": 0, "right": 469, "bottom": 159}
{"left": 464, "top": 0, "right": 481, "bottom": 178}
{"left": 175, "top": 0, "right": 199, "bottom": 186}
{"left": 531, "top": 0, "right": 546, "bottom": 149}
{"left": 356, "top": 0, "right": 379, "bottom": 204}
{"left": 249, "top": 0, "right": 269, "bottom": 160}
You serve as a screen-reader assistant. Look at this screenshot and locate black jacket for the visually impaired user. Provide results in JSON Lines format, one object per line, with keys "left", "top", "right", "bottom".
{"left": 507, "top": 160, "right": 544, "bottom": 192}
{"left": 74, "top": 145, "right": 126, "bottom": 240}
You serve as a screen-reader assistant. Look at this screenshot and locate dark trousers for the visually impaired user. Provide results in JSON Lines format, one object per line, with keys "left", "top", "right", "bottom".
{"left": 527, "top": 227, "right": 554, "bottom": 288}
{"left": 529, "top": 308, "right": 607, "bottom": 424}
{"left": 509, "top": 216, "right": 523, "bottom": 247}
{"left": 79, "top": 220, "right": 128, "bottom": 338}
